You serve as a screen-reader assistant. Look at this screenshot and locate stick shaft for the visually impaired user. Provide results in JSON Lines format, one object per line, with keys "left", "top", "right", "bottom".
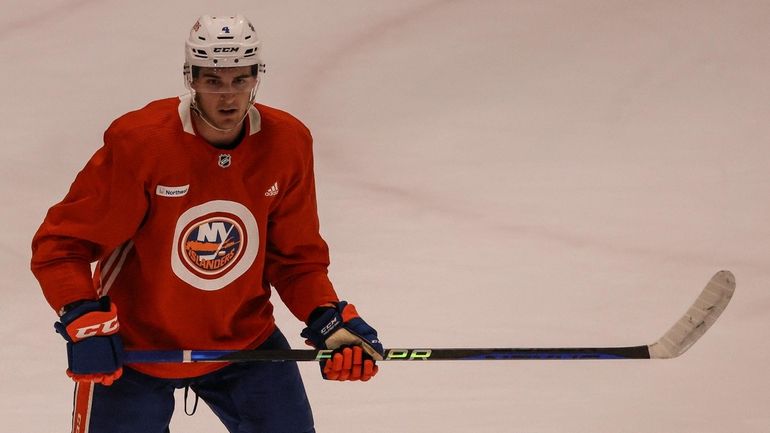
{"left": 124, "top": 346, "right": 651, "bottom": 363}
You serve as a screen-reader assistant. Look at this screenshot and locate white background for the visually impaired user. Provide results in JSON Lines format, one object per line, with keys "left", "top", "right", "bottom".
{"left": 2, "top": 1, "right": 768, "bottom": 432}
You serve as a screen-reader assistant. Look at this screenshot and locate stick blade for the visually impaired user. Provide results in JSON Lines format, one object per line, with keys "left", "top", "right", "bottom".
{"left": 648, "top": 270, "right": 735, "bottom": 359}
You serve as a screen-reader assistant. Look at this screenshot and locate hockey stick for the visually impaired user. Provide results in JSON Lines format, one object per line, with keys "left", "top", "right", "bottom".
{"left": 124, "top": 270, "right": 735, "bottom": 363}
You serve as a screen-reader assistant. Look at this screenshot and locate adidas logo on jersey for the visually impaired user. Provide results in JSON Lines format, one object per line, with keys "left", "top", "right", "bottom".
{"left": 264, "top": 182, "right": 279, "bottom": 197}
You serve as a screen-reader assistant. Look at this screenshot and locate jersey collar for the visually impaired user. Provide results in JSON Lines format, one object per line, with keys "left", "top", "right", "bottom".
{"left": 177, "top": 94, "right": 261, "bottom": 137}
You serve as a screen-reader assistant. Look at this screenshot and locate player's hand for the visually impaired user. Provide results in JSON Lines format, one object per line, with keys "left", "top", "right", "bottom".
{"left": 54, "top": 297, "right": 124, "bottom": 385}
{"left": 301, "top": 301, "right": 384, "bottom": 381}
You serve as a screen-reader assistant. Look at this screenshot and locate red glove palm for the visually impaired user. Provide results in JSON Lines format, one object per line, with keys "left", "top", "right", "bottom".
{"left": 65, "top": 368, "right": 123, "bottom": 386}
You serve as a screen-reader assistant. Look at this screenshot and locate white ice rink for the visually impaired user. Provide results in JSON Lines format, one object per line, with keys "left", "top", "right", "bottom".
{"left": 2, "top": 1, "right": 769, "bottom": 432}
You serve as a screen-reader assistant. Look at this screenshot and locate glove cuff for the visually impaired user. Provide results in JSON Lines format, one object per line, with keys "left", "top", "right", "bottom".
{"left": 55, "top": 297, "right": 119, "bottom": 343}
{"left": 66, "top": 335, "right": 124, "bottom": 374}
{"left": 301, "top": 304, "right": 345, "bottom": 349}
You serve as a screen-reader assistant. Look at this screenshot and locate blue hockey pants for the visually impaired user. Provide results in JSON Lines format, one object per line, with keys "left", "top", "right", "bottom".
{"left": 70, "top": 328, "right": 315, "bottom": 433}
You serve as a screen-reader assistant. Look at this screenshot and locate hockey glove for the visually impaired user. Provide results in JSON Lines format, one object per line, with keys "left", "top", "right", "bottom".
{"left": 54, "top": 297, "right": 124, "bottom": 385}
{"left": 301, "top": 301, "right": 384, "bottom": 381}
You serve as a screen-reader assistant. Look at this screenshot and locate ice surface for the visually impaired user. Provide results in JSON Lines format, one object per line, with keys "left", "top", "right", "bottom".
{"left": 2, "top": 1, "right": 769, "bottom": 432}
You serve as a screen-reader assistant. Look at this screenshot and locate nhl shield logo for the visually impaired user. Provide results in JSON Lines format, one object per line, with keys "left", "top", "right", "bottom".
{"left": 218, "top": 154, "right": 232, "bottom": 168}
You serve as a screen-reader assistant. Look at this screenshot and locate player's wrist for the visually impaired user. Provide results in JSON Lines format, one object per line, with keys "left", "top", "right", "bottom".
{"left": 305, "top": 303, "right": 337, "bottom": 326}
{"left": 58, "top": 299, "right": 96, "bottom": 317}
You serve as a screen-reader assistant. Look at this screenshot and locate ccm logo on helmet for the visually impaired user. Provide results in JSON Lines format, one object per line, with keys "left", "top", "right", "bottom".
{"left": 213, "top": 47, "right": 239, "bottom": 53}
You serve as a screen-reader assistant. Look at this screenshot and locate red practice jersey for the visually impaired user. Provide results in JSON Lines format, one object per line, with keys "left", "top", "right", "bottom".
{"left": 31, "top": 96, "right": 339, "bottom": 378}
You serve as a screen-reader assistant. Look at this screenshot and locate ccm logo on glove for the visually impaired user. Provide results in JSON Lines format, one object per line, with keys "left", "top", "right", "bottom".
{"left": 71, "top": 316, "right": 119, "bottom": 340}
{"left": 320, "top": 317, "right": 339, "bottom": 336}
{"left": 65, "top": 306, "right": 120, "bottom": 342}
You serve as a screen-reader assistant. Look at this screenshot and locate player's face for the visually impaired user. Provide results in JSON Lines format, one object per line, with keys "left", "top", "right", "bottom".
{"left": 191, "top": 66, "right": 258, "bottom": 130}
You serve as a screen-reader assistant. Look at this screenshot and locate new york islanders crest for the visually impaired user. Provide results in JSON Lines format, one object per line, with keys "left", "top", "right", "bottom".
{"left": 171, "top": 201, "right": 259, "bottom": 291}
{"left": 181, "top": 215, "right": 243, "bottom": 276}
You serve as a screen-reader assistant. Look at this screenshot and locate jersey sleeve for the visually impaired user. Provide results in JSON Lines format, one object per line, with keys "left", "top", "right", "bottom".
{"left": 264, "top": 126, "right": 339, "bottom": 322}
{"left": 31, "top": 126, "right": 149, "bottom": 313}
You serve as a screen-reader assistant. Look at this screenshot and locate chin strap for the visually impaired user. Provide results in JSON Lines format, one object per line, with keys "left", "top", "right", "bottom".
{"left": 187, "top": 80, "right": 260, "bottom": 133}
{"left": 189, "top": 101, "right": 249, "bottom": 133}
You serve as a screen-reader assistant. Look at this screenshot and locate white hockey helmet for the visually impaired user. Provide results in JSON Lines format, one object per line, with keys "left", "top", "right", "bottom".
{"left": 184, "top": 15, "right": 265, "bottom": 70}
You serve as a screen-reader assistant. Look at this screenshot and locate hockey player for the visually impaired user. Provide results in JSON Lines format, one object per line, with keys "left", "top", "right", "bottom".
{"left": 30, "top": 14, "right": 383, "bottom": 433}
